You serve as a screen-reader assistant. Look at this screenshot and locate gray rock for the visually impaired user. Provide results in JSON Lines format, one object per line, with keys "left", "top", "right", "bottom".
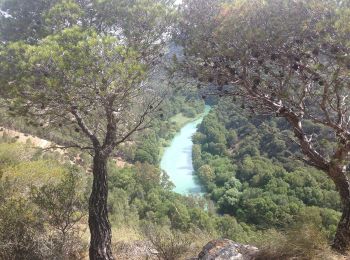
{"left": 197, "top": 239, "right": 259, "bottom": 260}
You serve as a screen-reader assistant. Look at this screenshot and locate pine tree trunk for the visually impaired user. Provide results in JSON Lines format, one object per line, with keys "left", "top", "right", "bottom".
{"left": 330, "top": 164, "right": 350, "bottom": 253}
{"left": 89, "top": 153, "right": 114, "bottom": 260}
{"left": 333, "top": 203, "right": 350, "bottom": 253}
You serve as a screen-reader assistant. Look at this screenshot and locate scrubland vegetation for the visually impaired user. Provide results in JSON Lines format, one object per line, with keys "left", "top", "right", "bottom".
{"left": 0, "top": 0, "right": 349, "bottom": 259}
{"left": 0, "top": 111, "right": 346, "bottom": 259}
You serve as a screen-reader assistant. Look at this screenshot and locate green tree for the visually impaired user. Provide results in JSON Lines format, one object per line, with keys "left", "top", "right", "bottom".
{"left": 135, "top": 134, "right": 160, "bottom": 164}
{"left": 0, "top": 197, "right": 47, "bottom": 259}
{"left": 179, "top": 0, "right": 350, "bottom": 252}
{"left": 0, "top": 0, "right": 55, "bottom": 43}
{"left": 0, "top": 0, "right": 174, "bottom": 257}
{"left": 30, "top": 167, "right": 87, "bottom": 258}
{"left": 197, "top": 164, "right": 215, "bottom": 185}
{"left": 44, "top": 0, "right": 83, "bottom": 33}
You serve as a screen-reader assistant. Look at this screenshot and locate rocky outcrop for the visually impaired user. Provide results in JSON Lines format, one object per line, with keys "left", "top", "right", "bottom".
{"left": 195, "top": 239, "right": 259, "bottom": 260}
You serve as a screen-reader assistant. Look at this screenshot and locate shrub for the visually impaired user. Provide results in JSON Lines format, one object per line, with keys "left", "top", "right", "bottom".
{"left": 141, "top": 224, "right": 192, "bottom": 260}
{"left": 0, "top": 187, "right": 47, "bottom": 260}
{"left": 30, "top": 167, "right": 88, "bottom": 259}
{"left": 254, "top": 224, "right": 332, "bottom": 260}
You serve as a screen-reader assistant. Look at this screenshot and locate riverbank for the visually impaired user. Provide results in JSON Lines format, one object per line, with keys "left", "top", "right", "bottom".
{"left": 159, "top": 106, "right": 211, "bottom": 157}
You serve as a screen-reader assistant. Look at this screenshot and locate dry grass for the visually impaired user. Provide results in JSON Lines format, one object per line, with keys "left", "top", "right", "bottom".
{"left": 112, "top": 226, "right": 143, "bottom": 243}
{"left": 181, "top": 230, "right": 215, "bottom": 260}
{"left": 254, "top": 225, "right": 349, "bottom": 260}
{"left": 112, "top": 226, "right": 154, "bottom": 260}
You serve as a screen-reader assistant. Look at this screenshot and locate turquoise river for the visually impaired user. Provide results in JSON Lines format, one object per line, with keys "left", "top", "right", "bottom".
{"left": 160, "top": 105, "right": 210, "bottom": 195}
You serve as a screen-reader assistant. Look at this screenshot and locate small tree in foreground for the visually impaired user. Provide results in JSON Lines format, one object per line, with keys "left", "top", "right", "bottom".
{"left": 31, "top": 167, "right": 87, "bottom": 259}
{"left": 178, "top": 0, "right": 350, "bottom": 253}
{"left": 142, "top": 223, "right": 192, "bottom": 260}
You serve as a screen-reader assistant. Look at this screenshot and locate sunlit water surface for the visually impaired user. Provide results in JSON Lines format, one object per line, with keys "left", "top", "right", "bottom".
{"left": 160, "top": 105, "right": 210, "bottom": 195}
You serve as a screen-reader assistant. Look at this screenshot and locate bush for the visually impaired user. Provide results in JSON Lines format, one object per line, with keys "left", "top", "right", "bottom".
{"left": 0, "top": 144, "right": 88, "bottom": 260}
{"left": 0, "top": 195, "right": 47, "bottom": 260}
{"left": 254, "top": 224, "right": 332, "bottom": 260}
{"left": 141, "top": 224, "right": 192, "bottom": 260}
{"left": 30, "top": 167, "right": 88, "bottom": 259}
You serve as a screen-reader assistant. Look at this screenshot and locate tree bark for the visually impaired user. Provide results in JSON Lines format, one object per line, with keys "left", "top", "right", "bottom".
{"left": 276, "top": 107, "right": 350, "bottom": 253}
{"left": 330, "top": 164, "right": 350, "bottom": 253}
{"left": 333, "top": 202, "right": 350, "bottom": 253}
{"left": 89, "top": 153, "right": 114, "bottom": 260}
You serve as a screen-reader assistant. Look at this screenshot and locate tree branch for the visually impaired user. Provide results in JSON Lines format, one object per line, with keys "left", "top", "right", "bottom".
{"left": 71, "top": 109, "right": 101, "bottom": 149}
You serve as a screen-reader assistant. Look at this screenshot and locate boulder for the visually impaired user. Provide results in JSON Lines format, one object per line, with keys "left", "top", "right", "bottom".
{"left": 196, "top": 239, "right": 259, "bottom": 260}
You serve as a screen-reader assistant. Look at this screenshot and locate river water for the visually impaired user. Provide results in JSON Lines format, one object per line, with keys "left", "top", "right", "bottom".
{"left": 160, "top": 105, "right": 210, "bottom": 195}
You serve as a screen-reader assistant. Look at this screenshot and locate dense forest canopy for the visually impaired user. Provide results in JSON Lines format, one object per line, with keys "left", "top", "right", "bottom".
{"left": 193, "top": 100, "right": 341, "bottom": 235}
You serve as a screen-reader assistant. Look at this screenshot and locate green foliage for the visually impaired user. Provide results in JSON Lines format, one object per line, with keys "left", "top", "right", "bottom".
{"left": 180, "top": 0, "right": 350, "bottom": 249}
{"left": 197, "top": 164, "right": 215, "bottom": 185}
{"left": 193, "top": 102, "right": 341, "bottom": 237}
{"left": 0, "top": 0, "right": 54, "bottom": 43}
{"left": 135, "top": 134, "right": 160, "bottom": 164}
{"left": 0, "top": 194, "right": 47, "bottom": 260}
{"left": 141, "top": 223, "right": 193, "bottom": 260}
{"left": 108, "top": 162, "right": 205, "bottom": 231}
{"left": 0, "top": 141, "right": 87, "bottom": 259}
{"left": 128, "top": 93, "right": 205, "bottom": 168}
{"left": 30, "top": 167, "right": 87, "bottom": 258}
{"left": 215, "top": 215, "right": 253, "bottom": 243}
{"left": 44, "top": 0, "right": 83, "bottom": 33}
{"left": 0, "top": 142, "right": 32, "bottom": 169}
{"left": 255, "top": 224, "right": 332, "bottom": 260}
{"left": 0, "top": 25, "right": 153, "bottom": 152}
{"left": 1, "top": 0, "right": 347, "bottom": 254}
{"left": 0, "top": 0, "right": 176, "bottom": 44}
